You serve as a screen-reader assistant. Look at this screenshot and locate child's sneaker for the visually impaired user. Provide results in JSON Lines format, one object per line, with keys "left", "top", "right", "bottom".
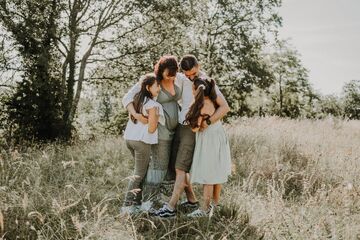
{"left": 187, "top": 204, "right": 214, "bottom": 218}
{"left": 153, "top": 203, "right": 176, "bottom": 218}
{"left": 187, "top": 208, "right": 209, "bottom": 218}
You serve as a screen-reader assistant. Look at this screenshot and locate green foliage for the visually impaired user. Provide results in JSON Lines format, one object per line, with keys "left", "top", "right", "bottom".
{"left": 0, "top": 0, "right": 356, "bottom": 141}
{"left": 7, "top": 76, "right": 65, "bottom": 142}
{"left": 86, "top": 0, "right": 284, "bottom": 129}
{"left": 0, "top": 91, "right": 11, "bottom": 146}
{"left": 343, "top": 80, "right": 360, "bottom": 119}
{"left": 183, "top": 0, "right": 282, "bottom": 118}
{"left": 1, "top": 0, "right": 67, "bottom": 142}
{"left": 264, "top": 41, "right": 316, "bottom": 118}
{"left": 319, "top": 94, "right": 343, "bottom": 118}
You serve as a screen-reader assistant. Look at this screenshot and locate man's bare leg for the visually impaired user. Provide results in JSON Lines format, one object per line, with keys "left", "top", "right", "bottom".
{"left": 168, "top": 169, "right": 187, "bottom": 209}
{"left": 184, "top": 173, "right": 197, "bottom": 203}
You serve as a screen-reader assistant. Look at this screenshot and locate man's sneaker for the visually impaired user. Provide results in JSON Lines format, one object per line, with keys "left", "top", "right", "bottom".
{"left": 179, "top": 200, "right": 199, "bottom": 210}
{"left": 153, "top": 203, "right": 176, "bottom": 218}
{"left": 120, "top": 205, "right": 141, "bottom": 216}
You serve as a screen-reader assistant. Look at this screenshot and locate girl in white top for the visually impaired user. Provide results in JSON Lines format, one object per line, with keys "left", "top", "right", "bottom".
{"left": 121, "top": 73, "right": 164, "bottom": 214}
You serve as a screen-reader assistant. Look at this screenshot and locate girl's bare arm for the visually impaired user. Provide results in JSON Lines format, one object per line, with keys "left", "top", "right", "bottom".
{"left": 147, "top": 107, "right": 160, "bottom": 133}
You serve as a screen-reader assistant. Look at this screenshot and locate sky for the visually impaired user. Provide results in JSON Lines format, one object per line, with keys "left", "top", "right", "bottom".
{"left": 278, "top": 0, "right": 360, "bottom": 95}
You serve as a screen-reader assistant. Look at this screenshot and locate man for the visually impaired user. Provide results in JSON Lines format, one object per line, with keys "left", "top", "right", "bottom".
{"left": 154, "top": 54, "right": 230, "bottom": 217}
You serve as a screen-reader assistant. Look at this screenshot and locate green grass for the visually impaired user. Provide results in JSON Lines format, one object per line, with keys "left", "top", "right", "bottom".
{"left": 1, "top": 117, "right": 360, "bottom": 239}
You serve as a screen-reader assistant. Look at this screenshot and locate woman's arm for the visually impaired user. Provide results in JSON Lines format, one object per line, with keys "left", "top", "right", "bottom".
{"left": 122, "top": 81, "right": 141, "bottom": 108}
{"left": 122, "top": 81, "right": 148, "bottom": 124}
{"left": 127, "top": 103, "right": 149, "bottom": 124}
{"left": 147, "top": 107, "right": 160, "bottom": 133}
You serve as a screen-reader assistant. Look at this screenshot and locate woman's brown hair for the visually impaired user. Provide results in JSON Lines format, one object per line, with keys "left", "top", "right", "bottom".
{"left": 154, "top": 55, "right": 178, "bottom": 82}
{"left": 185, "top": 77, "right": 217, "bottom": 129}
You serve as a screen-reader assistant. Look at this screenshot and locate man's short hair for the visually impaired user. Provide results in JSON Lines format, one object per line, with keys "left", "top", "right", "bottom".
{"left": 180, "top": 55, "right": 198, "bottom": 71}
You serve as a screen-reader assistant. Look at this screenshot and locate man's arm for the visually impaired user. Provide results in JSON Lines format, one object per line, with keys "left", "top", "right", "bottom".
{"left": 122, "top": 81, "right": 148, "bottom": 124}
{"left": 201, "top": 85, "right": 230, "bottom": 129}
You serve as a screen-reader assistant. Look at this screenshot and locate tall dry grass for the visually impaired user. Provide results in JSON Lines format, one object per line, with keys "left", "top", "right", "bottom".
{"left": 227, "top": 117, "right": 360, "bottom": 239}
{"left": 1, "top": 117, "right": 360, "bottom": 239}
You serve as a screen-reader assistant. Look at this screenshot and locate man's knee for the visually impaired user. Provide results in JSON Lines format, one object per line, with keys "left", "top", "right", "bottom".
{"left": 175, "top": 168, "right": 186, "bottom": 175}
{"left": 174, "top": 169, "right": 187, "bottom": 187}
{"left": 175, "top": 169, "right": 186, "bottom": 182}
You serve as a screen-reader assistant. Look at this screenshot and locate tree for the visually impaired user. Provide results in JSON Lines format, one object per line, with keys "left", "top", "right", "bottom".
{"left": 265, "top": 40, "right": 316, "bottom": 118}
{"left": 0, "top": 0, "right": 168, "bottom": 141}
{"left": 318, "top": 94, "right": 343, "bottom": 118}
{"left": 184, "top": 0, "right": 282, "bottom": 117}
{"left": 52, "top": 0, "right": 166, "bottom": 139}
{"left": 343, "top": 80, "right": 360, "bottom": 119}
{"left": 1, "top": 0, "right": 65, "bottom": 141}
{"left": 52, "top": 0, "right": 198, "bottom": 139}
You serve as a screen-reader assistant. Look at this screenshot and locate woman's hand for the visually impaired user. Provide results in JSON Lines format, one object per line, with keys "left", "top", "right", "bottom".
{"left": 132, "top": 113, "right": 148, "bottom": 124}
{"left": 127, "top": 102, "right": 148, "bottom": 124}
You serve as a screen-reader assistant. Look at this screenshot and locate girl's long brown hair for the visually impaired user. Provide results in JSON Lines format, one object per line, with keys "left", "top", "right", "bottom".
{"left": 185, "top": 77, "right": 217, "bottom": 129}
{"left": 132, "top": 73, "right": 157, "bottom": 123}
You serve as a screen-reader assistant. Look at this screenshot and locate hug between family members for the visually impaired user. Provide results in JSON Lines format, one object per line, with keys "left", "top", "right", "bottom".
{"left": 121, "top": 54, "right": 231, "bottom": 218}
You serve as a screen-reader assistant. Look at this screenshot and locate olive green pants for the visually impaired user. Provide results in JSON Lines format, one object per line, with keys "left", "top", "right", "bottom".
{"left": 124, "top": 140, "right": 151, "bottom": 206}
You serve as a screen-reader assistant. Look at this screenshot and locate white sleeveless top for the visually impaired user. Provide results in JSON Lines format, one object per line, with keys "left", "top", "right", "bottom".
{"left": 123, "top": 98, "right": 164, "bottom": 144}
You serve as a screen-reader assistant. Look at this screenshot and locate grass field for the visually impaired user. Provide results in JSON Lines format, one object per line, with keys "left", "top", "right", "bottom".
{"left": 1, "top": 117, "right": 360, "bottom": 239}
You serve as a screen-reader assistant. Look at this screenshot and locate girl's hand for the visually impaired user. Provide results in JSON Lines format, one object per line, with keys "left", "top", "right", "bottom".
{"left": 191, "top": 126, "right": 200, "bottom": 132}
{"left": 200, "top": 120, "right": 209, "bottom": 130}
{"left": 147, "top": 107, "right": 159, "bottom": 133}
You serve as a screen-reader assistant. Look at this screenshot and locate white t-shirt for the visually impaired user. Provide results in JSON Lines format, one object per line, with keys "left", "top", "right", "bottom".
{"left": 123, "top": 98, "right": 164, "bottom": 144}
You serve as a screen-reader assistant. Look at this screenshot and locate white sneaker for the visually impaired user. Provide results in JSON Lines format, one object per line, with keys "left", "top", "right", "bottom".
{"left": 187, "top": 204, "right": 214, "bottom": 218}
{"left": 187, "top": 208, "right": 208, "bottom": 218}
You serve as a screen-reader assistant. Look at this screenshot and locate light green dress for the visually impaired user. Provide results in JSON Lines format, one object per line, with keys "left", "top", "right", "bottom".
{"left": 144, "top": 85, "right": 181, "bottom": 200}
{"left": 190, "top": 121, "right": 232, "bottom": 184}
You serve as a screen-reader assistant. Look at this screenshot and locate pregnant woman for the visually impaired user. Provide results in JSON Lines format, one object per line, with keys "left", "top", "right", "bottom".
{"left": 122, "top": 55, "right": 184, "bottom": 207}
